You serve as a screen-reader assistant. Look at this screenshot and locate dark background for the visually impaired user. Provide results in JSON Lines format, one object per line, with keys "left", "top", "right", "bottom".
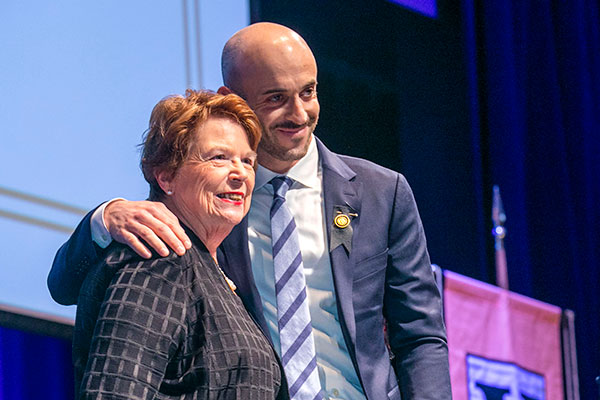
{"left": 252, "top": 0, "right": 599, "bottom": 398}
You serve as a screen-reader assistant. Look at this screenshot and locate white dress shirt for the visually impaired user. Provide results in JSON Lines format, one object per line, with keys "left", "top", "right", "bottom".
{"left": 248, "top": 137, "right": 365, "bottom": 400}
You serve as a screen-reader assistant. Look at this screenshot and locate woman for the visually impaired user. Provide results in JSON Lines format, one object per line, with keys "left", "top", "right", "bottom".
{"left": 72, "top": 90, "right": 285, "bottom": 399}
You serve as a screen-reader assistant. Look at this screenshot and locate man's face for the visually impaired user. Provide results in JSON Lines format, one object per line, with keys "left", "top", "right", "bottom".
{"left": 236, "top": 46, "right": 320, "bottom": 173}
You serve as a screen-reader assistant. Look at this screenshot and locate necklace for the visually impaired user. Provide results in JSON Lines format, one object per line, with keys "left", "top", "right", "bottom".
{"left": 213, "top": 256, "right": 237, "bottom": 292}
{"left": 219, "top": 267, "right": 237, "bottom": 292}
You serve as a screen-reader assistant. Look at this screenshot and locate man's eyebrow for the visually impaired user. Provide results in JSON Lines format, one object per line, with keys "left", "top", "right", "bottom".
{"left": 260, "top": 80, "right": 317, "bottom": 96}
{"left": 261, "top": 88, "right": 286, "bottom": 96}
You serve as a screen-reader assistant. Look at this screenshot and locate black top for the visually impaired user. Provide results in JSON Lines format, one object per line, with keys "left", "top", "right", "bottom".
{"left": 73, "top": 227, "right": 283, "bottom": 399}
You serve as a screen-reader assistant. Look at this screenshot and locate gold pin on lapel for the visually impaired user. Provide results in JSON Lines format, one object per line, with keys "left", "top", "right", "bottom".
{"left": 334, "top": 210, "right": 357, "bottom": 229}
{"left": 331, "top": 208, "right": 358, "bottom": 252}
{"left": 334, "top": 214, "right": 350, "bottom": 228}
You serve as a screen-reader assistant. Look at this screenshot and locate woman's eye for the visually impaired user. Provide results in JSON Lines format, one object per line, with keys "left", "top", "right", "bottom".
{"left": 242, "top": 157, "right": 255, "bottom": 166}
{"left": 211, "top": 154, "right": 227, "bottom": 161}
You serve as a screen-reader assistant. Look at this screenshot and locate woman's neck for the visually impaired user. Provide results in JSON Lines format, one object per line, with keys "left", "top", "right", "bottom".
{"left": 160, "top": 197, "right": 233, "bottom": 260}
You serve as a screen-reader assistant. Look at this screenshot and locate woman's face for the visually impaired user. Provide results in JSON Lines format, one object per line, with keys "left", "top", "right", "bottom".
{"left": 167, "top": 116, "right": 256, "bottom": 230}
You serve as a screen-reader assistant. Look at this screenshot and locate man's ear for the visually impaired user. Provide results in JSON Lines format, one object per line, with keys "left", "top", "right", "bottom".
{"left": 217, "top": 86, "right": 233, "bottom": 95}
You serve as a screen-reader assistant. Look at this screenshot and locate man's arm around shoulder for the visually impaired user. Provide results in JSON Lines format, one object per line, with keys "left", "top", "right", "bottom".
{"left": 48, "top": 207, "right": 103, "bottom": 305}
{"left": 47, "top": 199, "right": 191, "bottom": 305}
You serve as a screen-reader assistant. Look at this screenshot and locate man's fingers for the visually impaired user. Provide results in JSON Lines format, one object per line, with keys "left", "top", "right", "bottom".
{"left": 118, "top": 231, "right": 153, "bottom": 259}
{"left": 158, "top": 215, "right": 192, "bottom": 252}
{"left": 105, "top": 200, "right": 188, "bottom": 257}
{"left": 114, "top": 218, "right": 170, "bottom": 258}
{"left": 137, "top": 206, "right": 185, "bottom": 256}
{"left": 147, "top": 203, "right": 190, "bottom": 254}
{"left": 169, "top": 221, "right": 192, "bottom": 250}
{"left": 141, "top": 220, "right": 181, "bottom": 256}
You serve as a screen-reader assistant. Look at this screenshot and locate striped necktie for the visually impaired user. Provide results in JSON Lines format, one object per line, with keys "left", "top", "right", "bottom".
{"left": 269, "top": 176, "right": 323, "bottom": 400}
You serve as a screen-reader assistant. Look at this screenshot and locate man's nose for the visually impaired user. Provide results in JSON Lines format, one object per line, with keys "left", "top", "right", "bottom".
{"left": 286, "top": 95, "right": 309, "bottom": 125}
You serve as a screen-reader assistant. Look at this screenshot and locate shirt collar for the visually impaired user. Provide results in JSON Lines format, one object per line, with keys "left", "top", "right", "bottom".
{"left": 254, "top": 135, "right": 320, "bottom": 192}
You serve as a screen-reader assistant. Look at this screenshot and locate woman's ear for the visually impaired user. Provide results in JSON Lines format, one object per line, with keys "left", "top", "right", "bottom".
{"left": 155, "top": 169, "right": 174, "bottom": 194}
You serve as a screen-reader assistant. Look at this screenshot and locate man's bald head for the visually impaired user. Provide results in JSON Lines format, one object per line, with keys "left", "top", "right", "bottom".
{"left": 219, "top": 22, "right": 320, "bottom": 173}
{"left": 221, "top": 22, "right": 316, "bottom": 97}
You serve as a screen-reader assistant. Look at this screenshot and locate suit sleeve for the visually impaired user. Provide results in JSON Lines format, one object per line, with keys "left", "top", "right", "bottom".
{"left": 384, "top": 174, "right": 452, "bottom": 399}
{"left": 79, "top": 259, "right": 187, "bottom": 399}
{"left": 47, "top": 206, "right": 105, "bottom": 305}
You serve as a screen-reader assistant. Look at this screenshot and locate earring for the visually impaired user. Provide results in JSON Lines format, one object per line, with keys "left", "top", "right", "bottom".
{"left": 167, "top": 190, "right": 173, "bottom": 195}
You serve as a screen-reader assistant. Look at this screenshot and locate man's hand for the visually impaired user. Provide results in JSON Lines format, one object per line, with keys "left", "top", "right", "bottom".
{"left": 105, "top": 200, "right": 191, "bottom": 258}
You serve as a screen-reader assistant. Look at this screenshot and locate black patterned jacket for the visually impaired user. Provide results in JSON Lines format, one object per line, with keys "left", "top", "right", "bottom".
{"left": 73, "top": 227, "right": 286, "bottom": 399}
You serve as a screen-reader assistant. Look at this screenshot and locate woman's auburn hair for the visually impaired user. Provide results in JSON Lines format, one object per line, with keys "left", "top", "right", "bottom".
{"left": 140, "top": 89, "right": 261, "bottom": 199}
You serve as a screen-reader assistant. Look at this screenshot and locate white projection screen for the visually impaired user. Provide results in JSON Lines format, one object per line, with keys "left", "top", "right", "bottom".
{"left": 0, "top": 0, "right": 249, "bottom": 335}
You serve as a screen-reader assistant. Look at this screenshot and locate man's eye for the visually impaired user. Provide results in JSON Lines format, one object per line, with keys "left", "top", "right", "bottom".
{"left": 301, "top": 87, "right": 316, "bottom": 98}
{"left": 267, "top": 94, "right": 283, "bottom": 103}
{"left": 242, "top": 157, "right": 255, "bottom": 166}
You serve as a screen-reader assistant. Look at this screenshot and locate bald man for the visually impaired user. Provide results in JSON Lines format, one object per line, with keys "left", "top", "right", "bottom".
{"left": 49, "top": 23, "right": 451, "bottom": 399}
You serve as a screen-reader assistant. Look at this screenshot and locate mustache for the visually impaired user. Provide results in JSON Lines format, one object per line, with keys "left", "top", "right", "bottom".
{"left": 272, "top": 117, "right": 316, "bottom": 130}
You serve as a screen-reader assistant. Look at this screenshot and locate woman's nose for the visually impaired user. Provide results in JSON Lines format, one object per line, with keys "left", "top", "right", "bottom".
{"left": 229, "top": 159, "right": 249, "bottom": 181}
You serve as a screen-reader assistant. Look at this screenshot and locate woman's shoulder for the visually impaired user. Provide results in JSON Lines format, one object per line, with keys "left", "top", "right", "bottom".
{"left": 99, "top": 243, "right": 196, "bottom": 287}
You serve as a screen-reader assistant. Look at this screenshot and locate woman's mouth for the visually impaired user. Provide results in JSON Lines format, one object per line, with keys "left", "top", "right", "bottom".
{"left": 217, "top": 192, "right": 244, "bottom": 203}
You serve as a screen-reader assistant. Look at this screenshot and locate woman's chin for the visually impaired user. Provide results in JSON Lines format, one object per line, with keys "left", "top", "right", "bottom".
{"left": 215, "top": 210, "right": 246, "bottom": 227}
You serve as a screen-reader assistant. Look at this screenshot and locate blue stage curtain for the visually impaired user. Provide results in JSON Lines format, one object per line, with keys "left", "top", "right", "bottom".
{"left": 466, "top": 0, "right": 600, "bottom": 397}
{"left": 0, "top": 326, "right": 73, "bottom": 400}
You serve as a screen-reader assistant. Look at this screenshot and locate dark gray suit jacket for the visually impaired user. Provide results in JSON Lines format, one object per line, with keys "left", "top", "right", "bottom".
{"left": 218, "top": 139, "right": 451, "bottom": 400}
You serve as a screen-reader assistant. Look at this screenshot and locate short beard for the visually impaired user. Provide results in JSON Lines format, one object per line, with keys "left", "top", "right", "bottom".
{"left": 260, "top": 121, "right": 317, "bottom": 162}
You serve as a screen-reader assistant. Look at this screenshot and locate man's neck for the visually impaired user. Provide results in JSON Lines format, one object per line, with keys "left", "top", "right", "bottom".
{"left": 256, "top": 135, "right": 315, "bottom": 174}
{"left": 256, "top": 152, "right": 300, "bottom": 174}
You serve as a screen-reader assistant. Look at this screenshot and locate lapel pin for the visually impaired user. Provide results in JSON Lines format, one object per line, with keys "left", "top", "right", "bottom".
{"left": 334, "top": 211, "right": 357, "bottom": 229}
{"left": 334, "top": 213, "right": 351, "bottom": 229}
{"left": 331, "top": 206, "right": 358, "bottom": 253}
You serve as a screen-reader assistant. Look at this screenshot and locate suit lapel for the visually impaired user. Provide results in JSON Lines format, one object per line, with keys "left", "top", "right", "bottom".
{"left": 219, "top": 216, "right": 271, "bottom": 339}
{"left": 317, "top": 138, "right": 362, "bottom": 359}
